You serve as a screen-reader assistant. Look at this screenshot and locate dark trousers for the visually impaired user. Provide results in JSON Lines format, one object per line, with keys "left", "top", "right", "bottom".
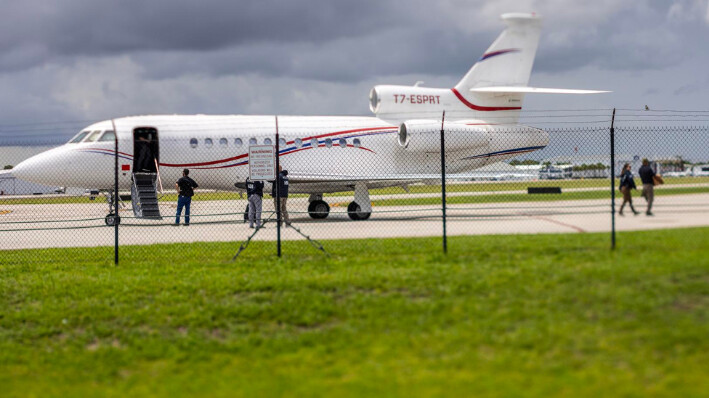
{"left": 618, "top": 186, "right": 636, "bottom": 214}
{"left": 642, "top": 184, "right": 654, "bottom": 214}
{"left": 176, "top": 195, "right": 192, "bottom": 224}
{"left": 274, "top": 197, "right": 289, "bottom": 225}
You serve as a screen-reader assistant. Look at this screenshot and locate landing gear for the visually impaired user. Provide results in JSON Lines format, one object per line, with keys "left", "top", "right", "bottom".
{"left": 349, "top": 182, "right": 372, "bottom": 221}
{"left": 105, "top": 213, "right": 121, "bottom": 226}
{"left": 347, "top": 201, "right": 371, "bottom": 220}
{"left": 308, "top": 200, "right": 330, "bottom": 219}
{"left": 243, "top": 204, "right": 249, "bottom": 222}
{"left": 104, "top": 191, "right": 122, "bottom": 226}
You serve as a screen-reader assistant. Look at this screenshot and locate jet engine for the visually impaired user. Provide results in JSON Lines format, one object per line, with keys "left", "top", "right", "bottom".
{"left": 397, "top": 120, "right": 490, "bottom": 153}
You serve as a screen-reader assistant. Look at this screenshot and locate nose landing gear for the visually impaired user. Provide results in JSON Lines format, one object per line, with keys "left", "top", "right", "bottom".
{"left": 104, "top": 191, "right": 125, "bottom": 226}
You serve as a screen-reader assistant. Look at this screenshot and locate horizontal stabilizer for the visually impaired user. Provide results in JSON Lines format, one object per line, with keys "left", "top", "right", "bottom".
{"left": 470, "top": 86, "right": 610, "bottom": 94}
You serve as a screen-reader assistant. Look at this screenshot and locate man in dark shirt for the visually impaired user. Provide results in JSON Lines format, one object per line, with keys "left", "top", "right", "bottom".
{"left": 271, "top": 166, "right": 290, "bottom": 226}
{"left": 246, "top": 177, "right": 264, "bottom": 228}
{"left": 175, "top": 168, "right": 198, "bottom": 225}
{"left": 638, "top": 158, "right": 656, "bottom": 216}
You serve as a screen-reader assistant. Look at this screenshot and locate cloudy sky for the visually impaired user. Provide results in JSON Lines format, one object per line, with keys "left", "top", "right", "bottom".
{"left": 1, "top": 0, "right": 709, "bottom": 144}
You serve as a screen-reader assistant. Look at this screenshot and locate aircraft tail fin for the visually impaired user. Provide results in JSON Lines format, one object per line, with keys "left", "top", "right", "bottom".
{"left": 454, "top": 13, "right": 542, "bottom": 92}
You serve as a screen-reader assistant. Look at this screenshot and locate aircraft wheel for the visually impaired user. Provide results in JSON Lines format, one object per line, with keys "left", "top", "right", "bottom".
{"left": 308, "top": 200, "right": 330, "bottom": 219}
{"left": 347, "top": 201, "right": 371, "bottom": 221}
{"left": 105, "top": 213, "right": 121, "bottom": 226}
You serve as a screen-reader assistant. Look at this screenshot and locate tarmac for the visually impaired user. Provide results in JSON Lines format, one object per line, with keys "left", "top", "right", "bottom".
{"left": 2, "top": 192, "right": 708, "bottom": 250}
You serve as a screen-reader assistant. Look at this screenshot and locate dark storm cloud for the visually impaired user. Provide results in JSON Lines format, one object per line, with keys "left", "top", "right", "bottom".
{"left": 3, "top": 0, "right": 702, "bottom": 82}
{"left": 133, "top": 27, "right": 491, "bottom": 83}
{"left": 0, "top": 0, "right": 401, "bottom": 72}
{"left": 534, "top": 6, "right": 690, "bottom": 73}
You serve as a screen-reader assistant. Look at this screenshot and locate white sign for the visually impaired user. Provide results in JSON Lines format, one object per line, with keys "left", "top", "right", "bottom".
{"left": 249, "top": 145, "right": 276, "bottom": 180}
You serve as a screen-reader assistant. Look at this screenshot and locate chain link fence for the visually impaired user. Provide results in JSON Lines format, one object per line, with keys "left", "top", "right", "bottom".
{"left": 2, "top": 110, "right": 709, "bottom": 263}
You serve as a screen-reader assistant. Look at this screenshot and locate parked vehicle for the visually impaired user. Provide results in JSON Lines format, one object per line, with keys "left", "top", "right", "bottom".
{"left": 691, "top": 165, "right": 709, "bottom": 177}
{"left": 539, "top": 165, "right": 573, "bottom": 180}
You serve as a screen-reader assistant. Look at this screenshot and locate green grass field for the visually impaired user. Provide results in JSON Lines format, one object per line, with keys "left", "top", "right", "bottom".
{"left": 370, "top": 186, "right": 709, "bottom": 207}
{"left": 2, "top": 229, "right": 708, "bottom": 397}
{"left": 2, "top": 176, "right": 708, "bottom": 205}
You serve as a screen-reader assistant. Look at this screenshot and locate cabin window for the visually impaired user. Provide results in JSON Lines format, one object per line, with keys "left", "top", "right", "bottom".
{"left": 353, "top": 138, "right": 361, "bottom": 148}
{"left": 69, "top": 131, "right": 90, "bottom": 143}
{"left": 279, "top": 138, "right": 287, "bottom": 148}
{"left": 339, "top": 138, "right": 347, "bottom": 148}
{"left": 325, "top": 138, "right": 333, "bottom": 148}
{"left": 219, "top": 138, "right": 228, "bottom": 147}
{"left": 264, "top": 138, "right": 272, "bottom": 145}
{"left": 249, "top": 137, "right": 257, "bottom": 146}
{"left": 98, "top": 131, "right": 116, "bottom": 142}
{"left": 235, "top": 138, "right": 243, "bottom": 147}
{"left": 190, "top": 138, "right": 198, "bottom": 148}
{"left": 205, "top": 138, "right": 213, "bottom": 148}
{"left": 310, "top": 138, "right": 318, "bottom": 148}
{"left": 295, "top": 138, "right": 303, "bottom": 148}
{"left": 85, "top": 130, "right": 103, "bottom": 142}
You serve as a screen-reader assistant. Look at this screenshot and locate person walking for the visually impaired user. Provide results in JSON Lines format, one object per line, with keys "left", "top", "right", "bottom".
{"left": 638, "top": 158, "right": 658, "bottom": 216}
{"left": 618, "top": 163, "right": 639, "bottom": 216}
{"left": 246, "top": 177, "right": 264, "bottom": 228}
{"left": 271, "top": 166, "right": 290, "bottom": 227}
{"left": 175, "top": 169, "right": 198, "bottom": 225}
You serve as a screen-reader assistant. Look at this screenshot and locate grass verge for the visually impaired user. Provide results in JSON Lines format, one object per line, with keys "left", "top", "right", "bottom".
{"left": 1, "top": 228, "right": 708, "bottom": 397}
{"left": 371, "top": 186, "right": 709, "bottom": 206}
{"left": 3, "top": 177, "right": 708, "bottom": 205}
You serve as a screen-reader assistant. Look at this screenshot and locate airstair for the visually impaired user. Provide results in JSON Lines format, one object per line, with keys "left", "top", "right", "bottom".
{"left": 131, "top": 172, "right": 162, "bottom": 219}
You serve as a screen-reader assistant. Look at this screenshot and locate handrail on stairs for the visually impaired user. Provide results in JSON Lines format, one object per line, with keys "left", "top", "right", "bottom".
{"left": 154, "top": 158, "right": 164, "bottom": 195}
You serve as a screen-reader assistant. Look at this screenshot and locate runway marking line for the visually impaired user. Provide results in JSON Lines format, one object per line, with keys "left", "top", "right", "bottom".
{"left": 0, "top": 210, "right": 11, "bottom": 215}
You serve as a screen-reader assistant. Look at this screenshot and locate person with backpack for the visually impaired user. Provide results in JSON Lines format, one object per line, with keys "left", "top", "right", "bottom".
{"left": 618, "top": 163, "right": 639, "bottom": 216}
{"left": 638, "top": 158, "right": 660, "bottom": 216}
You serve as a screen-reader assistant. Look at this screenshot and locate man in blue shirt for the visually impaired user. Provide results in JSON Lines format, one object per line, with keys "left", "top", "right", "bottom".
{"left": 638, "top": 159, "right": 656, "bottom": 216}
{"left": 175, "top": 169, "right": 198, "bottom": 225}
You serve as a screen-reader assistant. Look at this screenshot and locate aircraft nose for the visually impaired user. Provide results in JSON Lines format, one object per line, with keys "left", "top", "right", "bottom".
{"left": 12, "top": 156, "right": 40, "bottom": 183}
{"left": 11, "top": 148, "right": 67, "bottom": 186}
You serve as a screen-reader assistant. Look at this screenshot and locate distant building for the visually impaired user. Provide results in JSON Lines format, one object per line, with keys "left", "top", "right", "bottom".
{"left": 541, "top": 155, "right": 685, "bottom": 178}
{"left": 0, "top": 174, "right": 67, "bottom": 196}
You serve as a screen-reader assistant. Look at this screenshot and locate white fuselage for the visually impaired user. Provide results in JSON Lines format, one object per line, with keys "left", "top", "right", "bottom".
{"left": 13, "top": 114, "right": 549, "bottom": 193}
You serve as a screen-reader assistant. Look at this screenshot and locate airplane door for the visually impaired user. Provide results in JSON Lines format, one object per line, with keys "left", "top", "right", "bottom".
{"left": 133, "top": 127, "right": 159, "bottom": 173}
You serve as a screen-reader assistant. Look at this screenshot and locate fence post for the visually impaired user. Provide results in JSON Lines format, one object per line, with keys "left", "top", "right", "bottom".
{"left": 440, "top": 111, "right": 447, "bottom": 254}
{"left": 112, "top": 119, "right": 119, "bottom": 265}
{"left": 275, "top": 116, "right": 281, "bottom": 258}
{"left": 610, "top": 108, "right": 616, "bottom": 250}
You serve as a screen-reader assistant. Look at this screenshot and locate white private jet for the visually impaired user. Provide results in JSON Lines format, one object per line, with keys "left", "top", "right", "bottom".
{"left": 11, "top": 13, "right": 607, "bottom": 221}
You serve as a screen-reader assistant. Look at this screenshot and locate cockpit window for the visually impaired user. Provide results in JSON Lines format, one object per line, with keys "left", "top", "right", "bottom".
{"left": 69, "top": 131, "right": 90, "bottom": 143}
{"left": 84, "top": 130, "right": 103, "bottom": 142}
{"left": 98, "top": 131, "right": 116, "bottom": 142}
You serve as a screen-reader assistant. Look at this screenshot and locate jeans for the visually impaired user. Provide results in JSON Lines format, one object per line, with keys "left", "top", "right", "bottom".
{"left": 248, "top": 195, "right": 262, "bottom": 227}
{"left": 176, "top": 195, "right": 192, "bottom": 224}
